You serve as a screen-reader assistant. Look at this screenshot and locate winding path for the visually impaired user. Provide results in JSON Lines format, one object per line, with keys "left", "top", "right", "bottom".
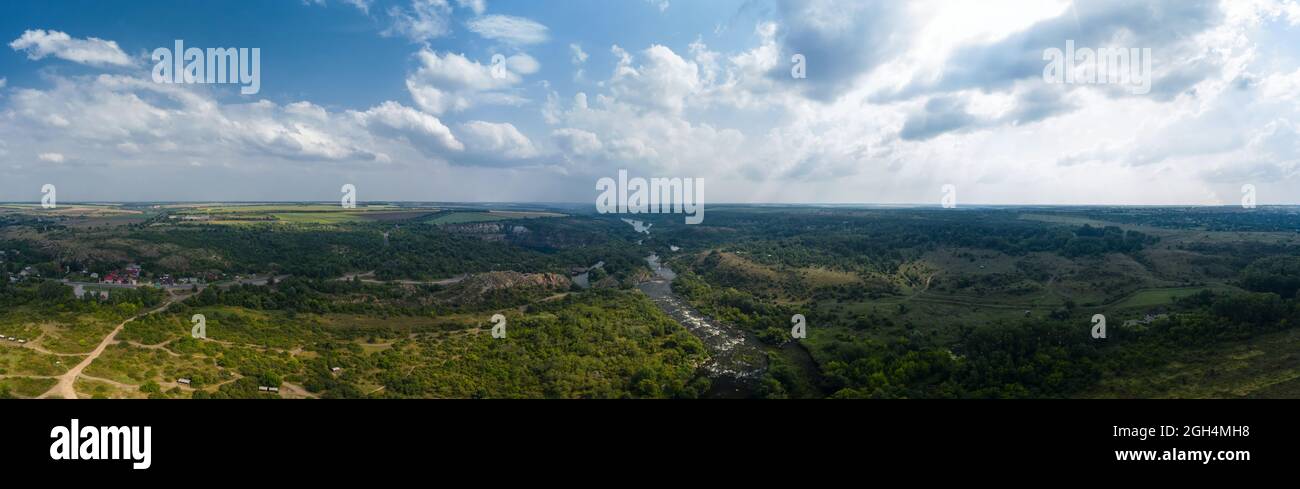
{"left": 37, "top": 297, "right": 181, "bottom": 399}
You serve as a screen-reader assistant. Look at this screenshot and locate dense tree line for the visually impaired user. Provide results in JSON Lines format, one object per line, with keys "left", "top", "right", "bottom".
{"left": 1240, "top": 256, "right": 1300, "bottom": 299}
{"left": 0, "top": 278, "right": 164, "bottom": 311}
{"left": 104, "top": 219, "right": 654, "bottom": 283}
{"left": 675, "top": 259, "right": 1300, "bottom": 398}
{"left": 654, "top": 210, "right": 1157, "bottom": 276}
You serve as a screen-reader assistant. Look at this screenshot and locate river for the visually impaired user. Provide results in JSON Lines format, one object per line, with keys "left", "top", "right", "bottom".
{"left": 639, "top": 254, "right": 767, "bottom": 398}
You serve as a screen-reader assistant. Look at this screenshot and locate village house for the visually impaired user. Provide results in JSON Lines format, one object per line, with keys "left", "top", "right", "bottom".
{"left": 102, "top": 264, "right": 144, "bottom": 285}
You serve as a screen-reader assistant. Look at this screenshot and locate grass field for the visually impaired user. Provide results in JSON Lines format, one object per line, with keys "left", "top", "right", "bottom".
{"left": 0, "top": 345, "right": 79, "bottom": 376}
{"left": 0, "top": 376, "right": 57, "bottom": 397}
{"left": 428, "top": 210, "right": 564, "bottom": 225}
{"left": 197, "top": 204, "right": 397, "bottom": 213}
{"left": 268, "top": 212, "right": 369, "bottom": 224}
{"left": 171, "top": 204, "right": 430, "bottom": 225}
{"left": 1084, "top": 328, "right": 1300, "bottom": 398}
{"left": 0, "top": 204, "right": 142, "bottom": 216}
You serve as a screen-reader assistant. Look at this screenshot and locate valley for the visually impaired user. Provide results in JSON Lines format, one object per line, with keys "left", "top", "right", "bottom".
{"left": 1, "top": 203, "right": 1298, "bottom": 398}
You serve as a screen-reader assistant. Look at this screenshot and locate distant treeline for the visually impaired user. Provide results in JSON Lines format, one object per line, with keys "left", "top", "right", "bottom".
{"left": 655, "top": 210, "right": 1157, "bottom": 274}
{"left": 118, "top": 219, "right": 650, "bottom": 281}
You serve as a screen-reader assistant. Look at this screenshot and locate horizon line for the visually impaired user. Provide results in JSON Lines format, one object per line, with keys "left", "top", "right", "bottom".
{"left": 3, "top": 201, "right": 1298, "bottom": 208}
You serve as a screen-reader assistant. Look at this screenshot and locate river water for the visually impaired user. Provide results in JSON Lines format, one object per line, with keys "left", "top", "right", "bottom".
{"left": 571, "top": 261, "right": 605, "bottom": 289}
{"left": 639, "top": 254, "right": 767, "bottom": 398}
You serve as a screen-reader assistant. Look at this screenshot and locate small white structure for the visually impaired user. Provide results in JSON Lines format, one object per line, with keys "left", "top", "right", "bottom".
{"left": 331, "top": 367, "right": 342, "bottom": 373}
{"left": 177, "top": 378, "right": 191, "bottom": 385}
{"left": 268, "top": 387, "right": 280, "bottom": 393}
{"left": 17, "top": 339, "right": 26, "bottom": 344}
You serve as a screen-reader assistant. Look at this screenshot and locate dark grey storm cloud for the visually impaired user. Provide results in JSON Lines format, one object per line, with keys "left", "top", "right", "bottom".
{"left": 767, "top": 0, "right": 907, "bottom": 102}
{"left": 881, "top": 0, "right": 1226, "bottom": 141}
{"left": 1003, "top": 84, "right": 1073, "bottom": 126}
{"left": 899, "top": 95, "right": 980, "bottom": 141}
{"left": 899, "top": 0, "right": 1222, "bottom": 97}
{"left": 888, "top": 0, "right": 1222, "bottom": 99}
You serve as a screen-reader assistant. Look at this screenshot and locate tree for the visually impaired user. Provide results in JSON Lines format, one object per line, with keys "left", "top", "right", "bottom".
{"left": 1241, "top": 256, "right": 1300, "bottom": 298}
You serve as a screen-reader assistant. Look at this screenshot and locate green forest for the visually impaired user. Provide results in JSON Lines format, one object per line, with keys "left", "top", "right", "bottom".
{"left": 3, "top": 204, "right": 1299, "bottom": 399}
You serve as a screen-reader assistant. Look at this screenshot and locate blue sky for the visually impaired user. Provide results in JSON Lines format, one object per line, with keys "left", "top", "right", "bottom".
{"left": 1, "top": 0, "right": 1299, "bottom": 204}
{"left": 1, "top": 1, "right": 749, "bottom": 113}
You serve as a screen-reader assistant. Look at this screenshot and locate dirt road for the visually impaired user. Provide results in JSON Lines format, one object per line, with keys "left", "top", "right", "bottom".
{"left": 38, "top": 298, "right": 179, "bottom": 399}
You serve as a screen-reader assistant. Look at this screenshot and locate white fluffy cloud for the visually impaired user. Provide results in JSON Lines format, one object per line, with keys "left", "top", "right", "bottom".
{"left": 544, "top": 88, "right": 746, "bottom": 177}
{"left": 506, "top": 53, "right": 540, "bottom": 75}
{"left": 404, "top": 49, "right": 529, "bottom": 115}
{"left": 569, "top": 44, "right": 588, "bottom": 65}
{"left": 459, "top": 120, "right": 538, "bottom": 160}
{"left": 354, "top": 101, "right": 464, "bottom": 153}
{"left": 551, "top": 128, "right": 602, "bottom": 156}
{"left": 9, "top": 29, "right": 134, "bottom": 67}
{"left": 608, "top": 44, "right": 702, "bottom": 114}
{"left": 5, "top": 0, "right": 1300, "bottom": 204}
{"left": 384, "top": 0, "right": 454, "bottom": 42}
{"left": 344, "top": 0, "right": 373, "bottom": 13}
{"left": 467, "top": 15, "right": 549, "bottom": 45}
{"left": 38, "top": 152, "right": 65, "bottom": 163}
{"left": 455, "top": 0, "right": 486, "bottom": 15}
{"left": 0, "top": 72, "right": 475, "bottom": 174}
